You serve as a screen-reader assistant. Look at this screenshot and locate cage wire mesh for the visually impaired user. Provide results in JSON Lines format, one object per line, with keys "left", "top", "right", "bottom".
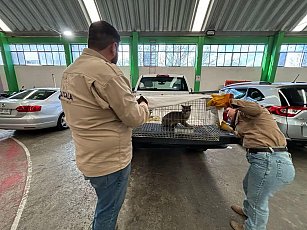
{"left": 133, "top": 98, "right": 221, "bottom": 141}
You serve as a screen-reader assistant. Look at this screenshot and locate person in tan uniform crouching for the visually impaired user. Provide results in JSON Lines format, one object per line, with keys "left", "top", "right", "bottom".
{"left": 208, "top": 95, "right": 295, "bottom": 230}
{"left": 60, "top": 21, "right": 149, "bottom": 230}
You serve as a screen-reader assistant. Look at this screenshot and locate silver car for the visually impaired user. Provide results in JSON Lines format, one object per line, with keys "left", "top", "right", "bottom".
{"left": 221, "top": 82, "right": 307, "bottom": 143}
{"left": 0, "top": 88, "right": 67, "bottom": 130}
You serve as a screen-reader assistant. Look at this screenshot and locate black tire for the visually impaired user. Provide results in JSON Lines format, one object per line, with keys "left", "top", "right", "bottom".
{"left": 56, "top": 113, "right": 68, "bottom": 130}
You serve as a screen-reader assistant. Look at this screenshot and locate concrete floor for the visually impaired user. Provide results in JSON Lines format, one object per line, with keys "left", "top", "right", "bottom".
{"left": 0, "top": 128, "right": 307, "bottom": 230}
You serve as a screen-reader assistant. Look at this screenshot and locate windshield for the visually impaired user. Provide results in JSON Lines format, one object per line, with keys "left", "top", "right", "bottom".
{"left": 9, "top": 89, "right": 56, "bottom": 100}
{"left": 137, "top": 77, "right": 188, "bottom": 91}
{"left": 279, "top": 86, "right": 307, "bottom": 106}
{"left": 222, "top": 88, "right": 247, "bottom": 99}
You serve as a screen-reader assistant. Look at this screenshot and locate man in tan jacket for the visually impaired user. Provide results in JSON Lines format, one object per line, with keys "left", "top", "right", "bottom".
{"left": 60, "top": 21, "right": 149, "bottom": 230}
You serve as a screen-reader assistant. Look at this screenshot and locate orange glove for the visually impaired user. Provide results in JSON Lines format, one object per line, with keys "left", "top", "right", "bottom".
{"left": 207, "top": 93, "right": 233, "bottom": 108}
{"left": 219, "top": 120, "right": 234, "bottom": 133}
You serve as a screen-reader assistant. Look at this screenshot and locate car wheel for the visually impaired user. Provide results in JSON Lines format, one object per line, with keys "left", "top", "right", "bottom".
{"left": 57, "top": 113, "right": 68, "bottom": 130}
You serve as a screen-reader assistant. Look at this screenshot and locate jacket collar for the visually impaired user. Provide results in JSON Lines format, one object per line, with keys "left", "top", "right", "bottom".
{"left": 82, "top": 48, "right": 110, "bottom": 63}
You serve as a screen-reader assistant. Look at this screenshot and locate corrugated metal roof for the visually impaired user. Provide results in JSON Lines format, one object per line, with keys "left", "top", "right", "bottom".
{"left": 0, "top": 0, "right": 306, "bottom": 35}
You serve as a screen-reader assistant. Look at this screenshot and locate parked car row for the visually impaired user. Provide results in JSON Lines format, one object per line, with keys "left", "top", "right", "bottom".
{"left": 0, "top": 88, "right": 67, "bottom": 130}
{"left": 221, "top": 81, "right": 307, "bottom": 143}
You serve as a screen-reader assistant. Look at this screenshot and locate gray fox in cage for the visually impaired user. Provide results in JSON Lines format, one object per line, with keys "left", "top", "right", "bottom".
{"left": 162, "top": 105, "right": 192, "bottom": 127}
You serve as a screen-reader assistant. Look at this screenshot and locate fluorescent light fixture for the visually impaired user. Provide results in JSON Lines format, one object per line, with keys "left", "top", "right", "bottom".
{"left": 63, "top": 30, "right": 73, "bottom": 37}
{"left": 292, "top": 13, "right": 307, "bottom": 31}
{"left": 0, "top": 18, "right": 11, "bottom": 32}
{"left": 192, "top": 0, "right": 210, "bottom": 31}
{"left": 82, "top": 0, "right": 100, "bottom": 22}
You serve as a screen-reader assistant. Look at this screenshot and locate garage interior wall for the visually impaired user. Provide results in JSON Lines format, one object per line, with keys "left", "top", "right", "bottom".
{"left": 1, "top": 34, "right": 307, "bottom": 92}
{"left": 0, "top": 66, "right": 7, "bottom": 91}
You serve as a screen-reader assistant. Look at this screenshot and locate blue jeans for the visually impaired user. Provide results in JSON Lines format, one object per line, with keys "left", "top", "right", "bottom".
{"left": 88, "top": 163, "right": 131, "bottom": 230}
{"left": 242, "top": 151, "right": 295, "bottom": 230}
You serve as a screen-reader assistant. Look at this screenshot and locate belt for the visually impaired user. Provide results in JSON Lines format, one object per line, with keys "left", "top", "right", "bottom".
{"left": 247, "top": 147, "right": 288, "bottom": 153}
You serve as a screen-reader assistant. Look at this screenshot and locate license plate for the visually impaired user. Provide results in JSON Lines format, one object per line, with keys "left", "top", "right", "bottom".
{"left": 0, "top": 109, "right": 11, "bottom": 115}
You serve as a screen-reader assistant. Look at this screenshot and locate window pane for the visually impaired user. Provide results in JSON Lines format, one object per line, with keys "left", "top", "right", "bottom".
{"left": 233, "top": 45, "right": 241, "bottom": 52}
{"left": 241, "top": 45, "right": 249, "bottom": 52}
{"left": 278, "top": 53, "right": 286, "bottom": 67}
{"left": 37, "top": 45, "right": 44, "bottom": 51}
{"left": 138, "top": 52, "right": 143, "bottom": 66}
{"left": 280, "top": 45, "right": 288, "bottom": 52}
{"left": 257, "top": 45, "right": 265, "bottom": 52}
{"left": 249, "top": 45, "right": 257, "bottom": 52}
{"left": 226, "top": 45, "right": 233, "bottom": 52}
{"left": 296, "top": 45, "right": 304, "bottom": 52}
{"left": 144, "top": 45, "right": 150, "bottom": 51}
{"left": 23, "top": 45, "right": 30, "bottom": 51}
{"left": 217, "top": 53, "right": 225, "bottom": 66}
{"left": 232, "top": 53, "right": 240, "bottom": 66}
{"left": 209, "top": 53, "right": 217, "bottom": 66}
{"left": 302, "top": 53, "right": 307, "bottom": 67}
{"left": 239, "top": 53, "right": 247, "bottom": 66}
{"left": 174, "top": 45, "right": 181, "bottom": 52}
{"left": 166, "top": 52, "right": 173, "bottom": 66}
{"left": 203, "top": 45, "right": 210, "bottom": 52}
{"left": 211, "top": 45, "right": 218, "bottom": 52}
{"left": 123, "top": 52, "right": 129, "bottom": 66}
{"left": 218, "top": 45, "right": 226, "bottom": 52}
{"left": 16, "top": 45, "right": 23, "bottom": 51}
{"left": 45, "top": 52, "right": 53, "bottom": 65}
{"left": 51, "top": 45, "right": 58, "bottom": 51}
{"left": 39, "top": 52, "right": 47, "bottom": 65}
{"left": 158, "top": 52, "right": 165, "bottom": 66}
{"left": 59, "top": 52, "right": 66, "bottom": 65}
{"left": 166, "top": 45, "right": 173, "bottom": 51}
{"left": 143, "top": 51, "right": 151, "bottom": 66}
{"left": 288, "top": 45, "right": 296, "bottom": 52}
{"left": 138, "top": 45, "right": 143, "bottom": 51}
{"left": 246, "top": 53, "right": 255, "bottom": 66}
{"left": 159, "top": 45, "right": 166, "bottom": 51}
{"left": 173, "top": 52, "right": 180, "bottom": 66}
{"left": 24, "top": 52, "right": 39, "bottom": 65}
{"left": 189, "top": 45, "right": 196, "bottom": 51}
{"left": 9, "top": 45, "right": 16, "bottom": 51}
{"left": 187, "top": 52, "right": 195, "bottom": 66}
{"left": 44, "top": 45, "right": 51, "bottom": 51}
{"left": 285, "top": 53, "right": 302, "bottom": 67}
{"left": 17, "top": 52, "right": 25, "bottom": 65}
{"left": 254, "top": 53, "right": 263, "bottom": 66}
{"left": 71, "top": 45, "right": 79, "bottom": 52}
{"left": 72, "top": 52, "right": 80, "bottom": 62}
{"left": 224, "top": 53, "right": 232, "bottom": 66}
{"left": 181, "top": 52, "right": 188, "bottom": 66}
{"left": 11, "top": 52, "right": 19, "bottom": 64}
{"left": 30, "top": 45, "right": 37, "bottom": 51}
{"left": 202, "top": 52, "right": 210, "bottom": 66}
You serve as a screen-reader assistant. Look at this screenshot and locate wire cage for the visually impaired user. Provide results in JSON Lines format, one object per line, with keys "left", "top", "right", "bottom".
{"left": 132, "top": 98, "right": 221, "bottom": 141}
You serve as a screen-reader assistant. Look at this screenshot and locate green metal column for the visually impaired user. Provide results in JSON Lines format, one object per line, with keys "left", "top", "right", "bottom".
{"left": 260, "top": 37, "right": 274, "bottom": 81}
{"left": 63, "top": 40, "right": 72, "bottom": 66}
{"left": 0, "top": 32, "right": 19, "bottom": 92}
{"left": 194, "top": 36, "right": 204, "bottom": 92}
{"left": 130, "top": 32, "right": 139, "bottom": 89}
{"left": 266, "top": 32, "right": 284, "bottom": 83}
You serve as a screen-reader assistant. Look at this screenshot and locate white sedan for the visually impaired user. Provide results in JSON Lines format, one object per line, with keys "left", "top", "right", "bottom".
{"left": 0, "top": 88, "right": 68, "bottom": 130}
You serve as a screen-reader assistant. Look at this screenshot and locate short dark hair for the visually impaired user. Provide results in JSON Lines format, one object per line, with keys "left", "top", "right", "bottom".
{"left": 88, "top": 21, "right": 120, "bottom": 50}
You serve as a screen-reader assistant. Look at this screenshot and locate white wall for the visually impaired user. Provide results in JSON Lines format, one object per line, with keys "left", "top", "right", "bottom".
{"left": 139, "top": 67, "right": 195, "bottom": 89}
{"left": 200, "top": 67, "right": 262, "bottom": 91}
{"left": 14, "top": 66, "right": 66, "bottom": 89}
{"left": 118, "top": 66, "right": 130, "bottom": 80}
{"left": 276, "top": 67, "right": 307, "bottom": 82}
{"left": 0, "top": 66, "right": 7, "bottom": 91}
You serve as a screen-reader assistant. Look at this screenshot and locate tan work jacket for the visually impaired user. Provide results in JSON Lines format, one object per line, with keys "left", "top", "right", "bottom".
{"left": 231, "top": 99, "right": 287, "bottom": 148}
{"left": 60, "top": 48, "right": 149, "bottom": 177}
